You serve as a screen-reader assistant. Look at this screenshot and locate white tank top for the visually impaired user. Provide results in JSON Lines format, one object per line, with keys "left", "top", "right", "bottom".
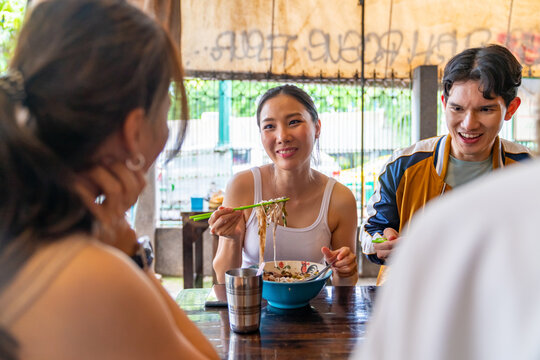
{"left": 241, "top": 167, "right": 335, "bottom": 267}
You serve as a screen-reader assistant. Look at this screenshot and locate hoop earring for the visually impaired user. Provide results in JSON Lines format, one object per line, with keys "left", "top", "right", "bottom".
{"left": 126, "top": 153, "right": 146, "bottom": 171}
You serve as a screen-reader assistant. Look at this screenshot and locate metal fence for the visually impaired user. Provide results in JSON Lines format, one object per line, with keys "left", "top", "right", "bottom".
{"left": 156, "top": 76, "right": 537, "bottom": 225}
{"left": 157, "top": 77, "right": 414, "bottom": 224}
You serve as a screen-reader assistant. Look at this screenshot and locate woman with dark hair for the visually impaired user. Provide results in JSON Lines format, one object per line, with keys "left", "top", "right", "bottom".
{"left": 210, "top": 84, "right": 358, "bottom": 285}
{"left": 0, "top": 0, "right": 218, "bottom": 358}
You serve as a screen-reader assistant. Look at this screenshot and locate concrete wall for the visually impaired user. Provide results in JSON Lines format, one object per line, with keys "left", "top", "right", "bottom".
{"left": 154, "top": 227, "right": 215, "bottom": 277}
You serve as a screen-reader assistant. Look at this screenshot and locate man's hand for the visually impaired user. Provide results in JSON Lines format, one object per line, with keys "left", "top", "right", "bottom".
{"left": 373, "top": 227, "right": 400, "bottom": 261}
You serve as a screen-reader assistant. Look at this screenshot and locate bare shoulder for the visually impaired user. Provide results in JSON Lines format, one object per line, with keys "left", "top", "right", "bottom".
{"left": 17, "top": 241, "right": 189, "bottom": 359}
{"left": 226, "top": 168, "right": 254, "bottom": 190}
{"left": 330, "top": 180, "right": 357, "bottom": 211}
{"left": 61, "top": 242, "right": 173, "bottom": 325}
{"left": 223, "top": 168, "right": 255, "bottom": 207}
{"left": 328, "top": 179, "right": 358, "bottom": 232}
{"left": 57, "top": 241, "right": 158, "bottom": 301}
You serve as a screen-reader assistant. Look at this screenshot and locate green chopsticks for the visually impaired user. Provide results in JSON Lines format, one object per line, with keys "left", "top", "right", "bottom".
{"left": 189, "top": 197, "right": 290, "bottom": 221}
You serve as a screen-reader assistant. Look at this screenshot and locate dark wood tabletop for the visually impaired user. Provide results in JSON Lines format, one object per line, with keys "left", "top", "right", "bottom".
{"left": 176, "top": 285, "right": 377, "bottom": 359}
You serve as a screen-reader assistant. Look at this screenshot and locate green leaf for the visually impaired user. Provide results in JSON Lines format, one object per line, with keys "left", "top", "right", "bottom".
{"left": 371, "top": 237, "right": 388, "bottom": 244}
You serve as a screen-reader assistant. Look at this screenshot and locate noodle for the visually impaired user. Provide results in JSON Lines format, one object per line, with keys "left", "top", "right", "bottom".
{"left": 263, "top": 270, "right": 311, "bottom": 282}
{"left": 255, "top": 197, "right": 288, "bottom": 265}
{"left": 256, "top": 205, "right": 267, "bottom": 264}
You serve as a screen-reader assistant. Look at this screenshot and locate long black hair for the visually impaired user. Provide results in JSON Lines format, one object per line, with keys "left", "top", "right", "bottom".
{"left": 256, "top": 84, "right": 319, "bottom": 127}
{"left": 0, "top": 0, "right": 187, "bottom": 358}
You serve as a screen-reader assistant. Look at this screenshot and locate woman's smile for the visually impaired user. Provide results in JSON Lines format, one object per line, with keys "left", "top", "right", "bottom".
{"left": 276, "top": 147, "right": 298, "bottom": 158}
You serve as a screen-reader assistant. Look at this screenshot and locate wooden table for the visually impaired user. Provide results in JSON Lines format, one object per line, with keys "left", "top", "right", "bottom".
{"left": 176, "top": 285, "right": 377, "bottom": 359}
{"left": 180, "top": 211, "right": 219, "bottom": 288}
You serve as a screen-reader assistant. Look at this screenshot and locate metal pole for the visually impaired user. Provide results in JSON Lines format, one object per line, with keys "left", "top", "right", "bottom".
{"left": 218, "top": 80, "right": 231, "bottom": 147}
{"left": 359, "top": 0, "right": 365, "bottom": 222}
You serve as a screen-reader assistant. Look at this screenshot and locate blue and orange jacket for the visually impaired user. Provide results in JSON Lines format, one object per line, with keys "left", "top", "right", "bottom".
{"left": 360, "top": 134, "right": 531, "bottom": 281}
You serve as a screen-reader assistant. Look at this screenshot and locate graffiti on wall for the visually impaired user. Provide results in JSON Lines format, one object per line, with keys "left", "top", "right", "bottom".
{"left": 186, "top": 27, "right": 540, "bottom": 77}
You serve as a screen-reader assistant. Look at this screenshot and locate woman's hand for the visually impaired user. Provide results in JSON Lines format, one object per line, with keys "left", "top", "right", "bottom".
{"left": 208, "top": 206, "right": 244, "bottom": 242}
{"left": 74, "top": 161, "right": 146, "bottom": 255}
{"left": 321, "top": 246, "right": 357, "bottom": 279}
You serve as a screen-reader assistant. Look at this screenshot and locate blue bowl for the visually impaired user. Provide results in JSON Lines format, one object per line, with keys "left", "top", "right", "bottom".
{"left": 262, "top": 260, "right": 331, "bottom": 309}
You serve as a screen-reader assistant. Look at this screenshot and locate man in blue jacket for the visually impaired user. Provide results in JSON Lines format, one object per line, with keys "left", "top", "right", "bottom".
{"left": 360, "top": 44, "right": 531, "bottom": 284}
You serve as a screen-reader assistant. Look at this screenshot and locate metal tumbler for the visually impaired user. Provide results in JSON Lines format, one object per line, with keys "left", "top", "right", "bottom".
{"left": 225, "top": 268, "right": 262, "bottom": 333}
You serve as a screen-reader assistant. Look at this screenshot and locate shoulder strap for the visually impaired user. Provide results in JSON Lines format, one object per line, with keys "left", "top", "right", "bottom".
{"left": 250, "top": 167, "right": 262, "bottom": 204}
{"left": 319, "top": 177, "right": 337, "bottom": 224}
{"left": 246, "top": 167, "right": 263, "bottom": 225}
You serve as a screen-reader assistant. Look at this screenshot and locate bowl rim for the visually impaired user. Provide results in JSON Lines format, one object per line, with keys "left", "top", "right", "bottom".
{"left": 261, "top": 260, "right": 332, "bottom": 284}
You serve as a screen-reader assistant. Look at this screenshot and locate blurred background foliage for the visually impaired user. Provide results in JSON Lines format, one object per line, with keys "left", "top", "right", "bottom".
{"left": 0, "top": 0, "right": 26, "bottom": 72}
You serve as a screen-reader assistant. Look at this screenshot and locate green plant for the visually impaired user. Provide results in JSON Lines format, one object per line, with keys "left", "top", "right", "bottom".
{"left": 0, "top": 0, "right": 26, "bottom": 72}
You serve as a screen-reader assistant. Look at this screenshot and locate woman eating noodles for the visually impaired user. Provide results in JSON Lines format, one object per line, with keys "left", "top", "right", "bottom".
{"left": 210, "top": 85, "right": 358, "bottom": 286}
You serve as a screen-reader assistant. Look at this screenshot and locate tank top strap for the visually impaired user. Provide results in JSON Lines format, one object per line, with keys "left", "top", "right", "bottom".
{"left": 250, "top": 167, "right": 263, "bottom": 204}
{"left": 0, "top": 235, "right": 92, "bottom": 328}
{"left": 319, "top": 177, "right": 337, "bottom": 225}
{"left": 246, "top": 167, "right": 263, "bottom": 226}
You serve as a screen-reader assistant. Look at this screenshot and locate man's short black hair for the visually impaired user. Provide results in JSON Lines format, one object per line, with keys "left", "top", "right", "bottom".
{"left": 442, "top": 44, "right": 522, "bottom": 106}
